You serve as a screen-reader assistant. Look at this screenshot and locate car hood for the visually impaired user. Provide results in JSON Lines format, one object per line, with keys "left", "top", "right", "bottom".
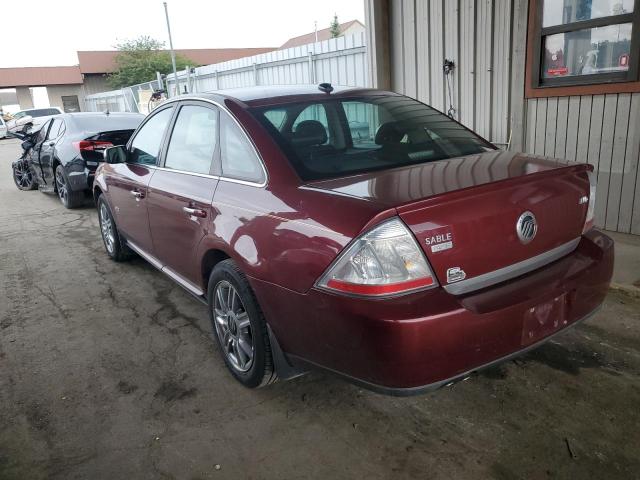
{"left": 303, "top": 150, "right": 574, "bottom": 207}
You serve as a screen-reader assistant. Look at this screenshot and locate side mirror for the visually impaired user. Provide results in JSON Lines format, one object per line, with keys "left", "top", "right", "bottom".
{"left": 104, "top": 145, "right": 127, "bottom": 164}
{"left": 21, "top": 140, "right": 33, "bottom": 151}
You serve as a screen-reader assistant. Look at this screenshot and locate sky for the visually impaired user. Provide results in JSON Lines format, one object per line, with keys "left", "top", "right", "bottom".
{"left": 0, "top": 0, "right": 365, "bottom": 68}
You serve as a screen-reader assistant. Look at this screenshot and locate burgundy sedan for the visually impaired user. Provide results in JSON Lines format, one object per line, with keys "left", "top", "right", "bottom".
{"left": 94, "top": 85, "right": 613, "bottom": 395}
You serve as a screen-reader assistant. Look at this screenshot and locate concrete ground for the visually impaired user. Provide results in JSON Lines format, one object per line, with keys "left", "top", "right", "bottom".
{"left": 0, "top": 138, "right": 639, "bottom": 480}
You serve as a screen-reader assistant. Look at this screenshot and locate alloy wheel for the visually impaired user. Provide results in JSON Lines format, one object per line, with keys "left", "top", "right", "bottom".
{"left": 99, "top": 203, "right": 116, "bottom": 254}
{"left": 55, "top": 168, "right": 68, "bottom": 204}
{"left": 13, "top": 162, "right": 33, "bottom": 189}
{"left": 213, "top": 280, "right": 254, "bottom": 373}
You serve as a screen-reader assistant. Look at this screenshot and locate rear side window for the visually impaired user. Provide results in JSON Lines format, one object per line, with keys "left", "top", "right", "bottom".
{"left": 220, "top": 114, "right": 264, "bottom": 184}
{"left": 129, "top": 107, "right": 173, "bottom": 166}
{"left": 47, "top": 118, "right": 64, "bottom": 139}
{"left": 165, "top": 105, "right": 217, "bottom": 175}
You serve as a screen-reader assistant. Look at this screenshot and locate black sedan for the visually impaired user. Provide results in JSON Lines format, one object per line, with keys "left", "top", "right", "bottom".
{"left": 13, "top": 112, "right": 144, "bottom": 208}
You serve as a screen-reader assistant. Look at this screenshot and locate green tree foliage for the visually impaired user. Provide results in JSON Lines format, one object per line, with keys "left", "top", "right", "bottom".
{"left": 108, "top": 36, "right": 193, "bottom": 89}
{"left": 329, "top": 14, "right": 341, "bottom": 38}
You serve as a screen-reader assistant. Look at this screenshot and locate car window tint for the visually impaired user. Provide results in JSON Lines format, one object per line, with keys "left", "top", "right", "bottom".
{"left": 264, "top": 109, "right": 287, "bottom": 130}
{"left": 129, "top": 107, "right": 173, "bottom": 166}
{"left": 292, "top": 104, "right": 330, "bottom": 143}
{"left": 165, "top": 105, "right": 217, "bottom": 175}
{"left": 48, "top": 119, "right": 63, "bottom": 139}
{"left": 31, "top": 109, "right": 59, "bottom": 118}
{"left": 251, "top": 96, "right": 493, "bottom": 181}
{"left": 36, "top": 121, "right": 51, "bottom": 142}
{"left": 220, "top": 114, "right": 264, "bottom": 183}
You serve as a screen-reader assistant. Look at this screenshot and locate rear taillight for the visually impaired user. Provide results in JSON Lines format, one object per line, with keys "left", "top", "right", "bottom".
{"left": 317, "top": 218, "right": 438, "bottom": 297}
{"left": 583, "top": 170, "right": 597, "bottom": 233}
{"left": 73, "top": 140, "right": 113, "bottom": 152}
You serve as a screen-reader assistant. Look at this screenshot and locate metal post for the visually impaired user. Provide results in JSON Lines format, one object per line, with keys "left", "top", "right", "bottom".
{"left": 163, "top": 2, "right": 178, "bottom": 97}
{"left": 308, "top": 51, "right": 316, "bottom": 84}
{"left": 253, "top": 63, "right": 259, "bottom": 86}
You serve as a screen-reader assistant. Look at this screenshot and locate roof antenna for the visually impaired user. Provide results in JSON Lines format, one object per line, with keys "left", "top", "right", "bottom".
{"left": 318, "top": 82, "right": 333, "bottom": 94}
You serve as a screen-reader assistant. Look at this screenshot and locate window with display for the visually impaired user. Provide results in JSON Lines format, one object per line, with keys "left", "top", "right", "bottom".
{"left": 531, "top": 0, "right": 639, "bottom": 88}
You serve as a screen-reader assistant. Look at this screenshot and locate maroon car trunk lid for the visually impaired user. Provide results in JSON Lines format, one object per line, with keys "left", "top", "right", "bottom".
{"left": 306, "top": 151, "right": 592, "bottom": 292}
{"left": 396, "top": 165, "right": 591, "bottom": 291}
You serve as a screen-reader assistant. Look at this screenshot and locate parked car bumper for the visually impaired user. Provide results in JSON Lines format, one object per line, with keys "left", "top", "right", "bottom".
{"left": 251, "top": 229, "right": 614, "bottom": 394}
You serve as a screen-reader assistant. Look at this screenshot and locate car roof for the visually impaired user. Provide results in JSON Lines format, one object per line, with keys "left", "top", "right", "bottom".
{"left": 60, "top": 112, "right": 144, "bottom": 119}
{"left": 170, "top": 85, "right": 396, "bottom": 108}
{"left": 20, "top": 107, "right": 62, "bottom": 112}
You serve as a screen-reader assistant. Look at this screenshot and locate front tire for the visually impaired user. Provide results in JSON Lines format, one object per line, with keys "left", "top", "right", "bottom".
{"left": 55, "top": 165, "right": 84, "bottom": 208}
{"left": 97, "top": 195, "right": 133, "bottom": 262}
{"left": 207, "top": 259, "right": 277, "bottom": 388}
{"left": 12, "top": 161, "right": 36, "bottom": 190}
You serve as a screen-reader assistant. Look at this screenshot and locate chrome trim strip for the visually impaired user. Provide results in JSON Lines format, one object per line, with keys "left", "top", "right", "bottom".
{"left": 126, "top": 241, "right": 204, "bottom": 297}
{"left": 155, "top": 166, "right": 220, "bottom": 180}
{"left": 443, "top": 238, "right": 581, "bottom": 295}
{"left": 158, "top": 96, "right": 268, "bottom": 188}
{"left": 126, "top": 241, "right": 163, "bottom": 270}
{"left": 161, "top": 266, "right": 204, "bottom": 296}
{"left": 153, "top": 166, "right": 264, "bottom": 187}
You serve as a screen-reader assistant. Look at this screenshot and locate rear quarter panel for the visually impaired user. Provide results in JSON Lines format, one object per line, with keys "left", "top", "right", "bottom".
{"left": 198, "top": 180, "right": 390, "bottom": 293}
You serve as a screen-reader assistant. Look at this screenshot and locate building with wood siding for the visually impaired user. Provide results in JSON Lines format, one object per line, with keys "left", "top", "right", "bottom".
{"left": 364, "top": 0, "right": 640, "bottom": 235}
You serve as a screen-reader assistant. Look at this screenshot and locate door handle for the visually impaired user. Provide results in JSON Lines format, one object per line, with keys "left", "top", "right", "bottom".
{"left": 130, "top": 190, "right": 145, "bottom": 199}
{"left": 183, "top": 206, "right": 207, "bottom": 218}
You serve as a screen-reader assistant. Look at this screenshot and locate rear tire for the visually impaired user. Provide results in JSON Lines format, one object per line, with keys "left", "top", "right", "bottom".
{"left": 12, "top": 160, "right": 37, "bottom": 191}
{"left": 207, "top": 259, "right": 277, "bottom": 388}
{"left": 55, "top": 165, "right": 84, "bottom": 209}
{"left": 97, "top": 195, "right": 133, "bottom": 262}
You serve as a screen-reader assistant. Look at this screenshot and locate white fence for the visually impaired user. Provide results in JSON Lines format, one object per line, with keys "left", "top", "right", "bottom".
{"left": 85, "top": 32, "right": 368, "bottom": 113}
{"left": 84, "top": 80, "right": 161, "bottom": 114}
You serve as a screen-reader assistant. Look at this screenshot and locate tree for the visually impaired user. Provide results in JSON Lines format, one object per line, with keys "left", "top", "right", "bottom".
{"left": 107, "top": 36, "right": 193, "bottom": 89}
{"left": 329, "top": 14, "right": 341, "bottom": 38}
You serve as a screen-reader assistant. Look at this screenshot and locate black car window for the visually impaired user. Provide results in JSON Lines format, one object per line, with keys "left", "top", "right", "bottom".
{"left": 129, "top": 107, "right": 173, "bottom": 166}
{"left": 165, "top": 105, "right": 217, "bottom": 175}
{"left": 47, "top": 118, "right": 63, "bottom": 140}
{"left": 251, "top": 96, "right": 494, "bottom": 181}
{"left": 36, "top": 120, "right": 51, "bottom": 143}
{"left": 220, "top": 113, "right": 265, "bottom": 184}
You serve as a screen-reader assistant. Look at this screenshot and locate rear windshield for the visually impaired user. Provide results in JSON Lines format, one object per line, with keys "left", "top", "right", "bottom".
{"left": 250, "top": 95, "right": 494, "bottom": 181}
{"left": 28, "top": 108, "right": 61, "bottom": 118}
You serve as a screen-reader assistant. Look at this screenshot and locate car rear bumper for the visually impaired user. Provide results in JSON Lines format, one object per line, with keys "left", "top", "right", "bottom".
{"left": 67, "top": 168, "right": 95, "bottom": 191}
{"left": 251, "top": 230, "right": 614, "bottom": 393}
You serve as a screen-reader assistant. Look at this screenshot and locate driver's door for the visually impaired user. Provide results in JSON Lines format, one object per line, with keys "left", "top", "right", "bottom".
{"left": 106, "top": 106, "right": 174, "bottom": 256}
{"left": 27, "top": 120, "right": 52, "bottom": 188}
{"left": 38, "top": 117, "right": 64, "bottom": 187}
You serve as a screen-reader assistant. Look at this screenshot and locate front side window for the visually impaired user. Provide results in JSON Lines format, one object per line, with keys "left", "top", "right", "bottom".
{"left": 36, "top": 120, "right": 51, "bottom": 142}
{"left": 164, "top": 105, "right": 217, "bottom": 175}
{"left": 129, "top": 107, "right": 173, "bottom": 166}
{"left": 251, "top": 96, "right": 493, "bottom": 182}
{"left": 47, "top": 119, "right": 63, "bottom": 140}
{"left": 220, "top": 114, "right": 265, "bottom": 183}
{"left": 534, "top": 0, "right": 639, "bottom": 86}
